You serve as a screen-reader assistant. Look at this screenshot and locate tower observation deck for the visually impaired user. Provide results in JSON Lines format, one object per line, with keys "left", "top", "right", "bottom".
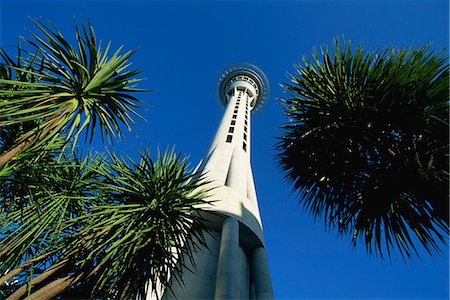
{"left": 160, "top": 63, "right": 274, "bottom": 300}
{"left": 215, "top": 63, "right": 270, "bottom": 113}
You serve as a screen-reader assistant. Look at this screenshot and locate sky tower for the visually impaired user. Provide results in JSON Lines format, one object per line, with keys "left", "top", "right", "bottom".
{"left": 162, "top": 63, "right": 274, "bottom": 299}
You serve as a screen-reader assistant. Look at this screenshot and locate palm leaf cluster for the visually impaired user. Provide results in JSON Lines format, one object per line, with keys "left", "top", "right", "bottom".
{"left": 1, "top": 148, "right": 208, "bottom": 299}
{"left": 277, "top": 38, "right": 449, "bottom": 259}
{"left": 64, "top": 149, "right": 209, "bottom": 299}
{"left": 0, "top": 18, "right": 210, "bottom": 299}
{"left": 0, "top": 17, "right": 145, "bottom": 172}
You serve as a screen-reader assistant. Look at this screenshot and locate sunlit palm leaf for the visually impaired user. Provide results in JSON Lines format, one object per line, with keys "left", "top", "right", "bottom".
{"left": 0, "top": 17, "right": 146, "bottom": 160}
{"left": 0, "top": 150, "right": 104, "bottom": 279}
{"left": 62, "top": 148, "right": 210, "bottom": 299}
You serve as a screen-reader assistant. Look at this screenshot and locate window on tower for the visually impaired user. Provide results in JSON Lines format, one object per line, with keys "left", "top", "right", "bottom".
{"left": 243, "top": 142, "right": 247, "bottom": 151}
{"left": 231, "top": 120, "right": 236, "bottom": 126}
{"left": 232, "top": 114, "right": 237, "bottom": 119}
{"left": 226, "top": 135, "right": 233, "bottom": 143}
{"left": 228, "top": 127, "right": 234, "bottom": 133}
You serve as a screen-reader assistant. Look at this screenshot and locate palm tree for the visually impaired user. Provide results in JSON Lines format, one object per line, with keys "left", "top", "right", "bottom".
{"left": 0, "top": 18, "right": 210, "bottom": 299}
{"left": 277, "top": 38, "right": 448, "bottom": 260}
{"left": 1, "top": 148, "right": 208, "bottom": 299}
{"left": 0, "top": 17, "right": 144, "bottom": 171}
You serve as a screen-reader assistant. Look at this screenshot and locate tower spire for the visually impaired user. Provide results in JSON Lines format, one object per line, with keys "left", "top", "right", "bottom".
{"left": 161, "top": 63, "right": 273, "bottom": 300}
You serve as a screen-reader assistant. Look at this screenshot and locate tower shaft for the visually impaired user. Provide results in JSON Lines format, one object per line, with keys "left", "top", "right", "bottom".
{"left": 159, "top": 65, "right": 273, "bottom": 300}
{"left": 202, "top": 86, "right": 263, "bottom": 238}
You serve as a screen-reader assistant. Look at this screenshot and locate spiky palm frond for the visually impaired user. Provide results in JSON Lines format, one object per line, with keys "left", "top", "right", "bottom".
{"left": 1, "top": 147, "right": 210, "bottom": 299}
{"left": 0, "top": 17, "right": 146, "bottom": 166}
{"left": 0, "top": 42, "right": 48, "bottom": 174}
{"left": 65, "top": 148, "right": 209, "bottom": 299}
{"left": 277, "top": 38, "right": 449, "bottom": 260}
{"left": 0, "top": 150, "right": 104, "bottom": 280}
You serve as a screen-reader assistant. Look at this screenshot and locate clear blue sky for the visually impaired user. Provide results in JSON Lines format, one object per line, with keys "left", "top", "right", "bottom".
{"left": 1, "top": 0, "right": 448, "bottom": 299}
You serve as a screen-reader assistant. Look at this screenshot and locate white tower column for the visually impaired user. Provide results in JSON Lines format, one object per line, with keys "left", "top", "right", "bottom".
{"left": 251, "top": 247, "right": 274, "bottom": 300}
{"left": 215, "top": 218, "right": 240, "bottom": 299}
{"left": 159, "top": 64, "right": 273, "bottom": 300}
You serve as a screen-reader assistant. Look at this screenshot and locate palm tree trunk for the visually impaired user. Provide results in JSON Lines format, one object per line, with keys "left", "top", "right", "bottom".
{"left": 0, "top": 252, "right": 54, "bottom": 286}
{"left": 6, "top": 259, "right": 68, "bottom": 300}
{"left": 0, "top": 108, "right": 66, "bottom": 169}
{"left": 22, "top": 272, "right": 84, "bottom": 300}
{"left": 0, "top": 140, "right": 28, "bottom": 169}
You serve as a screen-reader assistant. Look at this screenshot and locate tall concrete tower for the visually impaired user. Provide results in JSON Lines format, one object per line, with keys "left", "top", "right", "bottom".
{"left": 163, "top": 63, "right": 274, "bottom": 299}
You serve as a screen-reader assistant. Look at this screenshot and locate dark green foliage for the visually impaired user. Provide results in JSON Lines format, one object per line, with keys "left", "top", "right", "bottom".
{"left": 0, "top": 151, "right": 104, "bottom": 296}
{"left": 64, "top": 148, "right": 210, "bottom": 299}
{"left": 277, "top": 38, "right": 449, "bottom": 260}
{"left": 0, "top": 18, "right": 210, "bottom": 299}
{"left": 0, "top": 146, "right": 210, "bottom": 299}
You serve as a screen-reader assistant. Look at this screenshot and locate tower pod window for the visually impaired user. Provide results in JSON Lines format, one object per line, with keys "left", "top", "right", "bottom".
{"left": 244, "top": 132, "right": 247, "bottom": 141}
{"left": 228, "top": 127, "right": 234, "bottom": 133}
{"left": 232, "top": 114, "right": 237, "bottom": 119}
{"left": 243, "top": 142, "right": 247, "bottom": 151}
{"left": 226, "top": 135, "right": 233, "bottom": 143}
{"left": 234, "top": 109, "right": 238, "bottom": 113}
{"left": 231, "top": 120, "right": 236, "bottom": 126}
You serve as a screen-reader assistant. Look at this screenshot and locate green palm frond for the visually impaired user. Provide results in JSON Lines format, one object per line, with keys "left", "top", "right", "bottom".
{"left": 277, "top": 37, "right": 449, "bottom": 260}
{"left": 0, "top": 17, "right": 147, "bottom": 162}
{"left": 62, "top": 147, "right": 210, "bottom": 299}
{"left": 0, "top": 41, "right": 46, "bottom": 173}
{"left": 0, "top": 150, "right": 104, "bottom": 278}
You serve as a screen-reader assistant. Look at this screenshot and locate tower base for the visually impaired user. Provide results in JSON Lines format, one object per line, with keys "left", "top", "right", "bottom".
{"left": 161, "top": 216, "right": 273, "bottom": 300}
